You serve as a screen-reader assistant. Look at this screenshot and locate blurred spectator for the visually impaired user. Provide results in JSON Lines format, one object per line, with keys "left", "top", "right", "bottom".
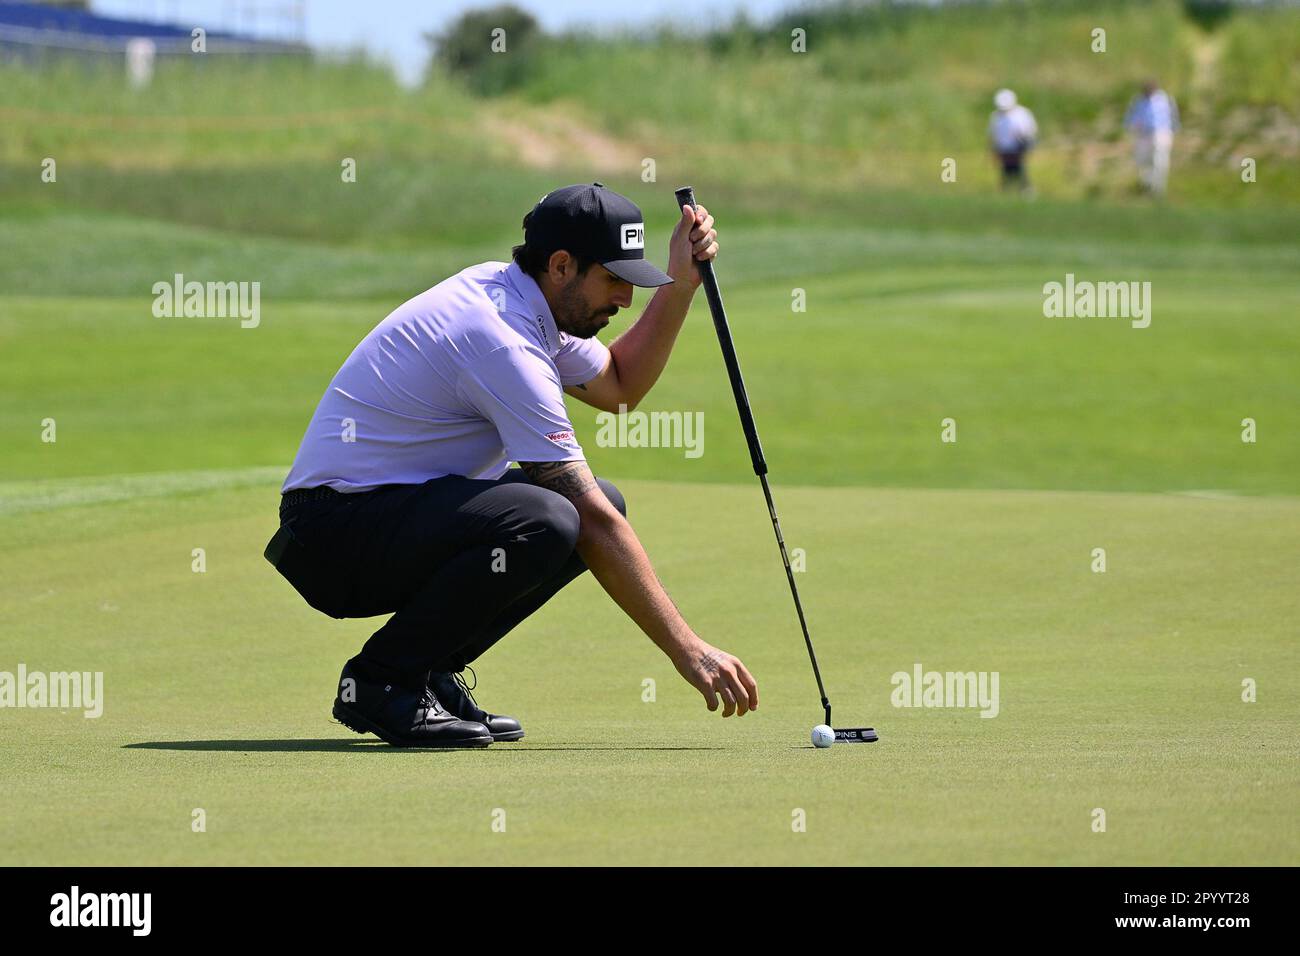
{"left": 988, "top": 89, "right": 1038, "bottom": 195}
{"left": 1125, "top": 80, "right": 1180, "bottom": 196}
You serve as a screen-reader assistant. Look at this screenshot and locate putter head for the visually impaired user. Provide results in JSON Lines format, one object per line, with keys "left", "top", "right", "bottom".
{"left": 833, "top": 727, "right": 878, "bottom": 743}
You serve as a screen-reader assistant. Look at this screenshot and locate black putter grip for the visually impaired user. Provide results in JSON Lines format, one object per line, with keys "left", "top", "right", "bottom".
{"left": 674, "top": 186, "right": 767, "bottom": 476}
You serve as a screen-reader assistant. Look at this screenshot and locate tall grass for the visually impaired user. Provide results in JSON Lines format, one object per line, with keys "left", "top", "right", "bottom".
{"left": 1218, "top": 7, "right": 1300, "bottom": 111}
{"left": 0, "top": 0, "right": 1296, "bottom": 227}
{"left": 0, "top": 54, "right": 481, "bottom": 167}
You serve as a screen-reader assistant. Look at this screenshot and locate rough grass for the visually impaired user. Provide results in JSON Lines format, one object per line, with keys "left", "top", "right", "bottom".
{"left": 1, "top": 0, "right": 1297, "bottom": 209}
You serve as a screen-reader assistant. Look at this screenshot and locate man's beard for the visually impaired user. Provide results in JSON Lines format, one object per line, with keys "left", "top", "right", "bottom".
{"left": 555, "top": 279, "right": 615, "bottom": 339}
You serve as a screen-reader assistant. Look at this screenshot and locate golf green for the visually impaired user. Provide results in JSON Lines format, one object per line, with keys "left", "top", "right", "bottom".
{"left": 1, "top": 474, "right": 1295, "bottom": 865}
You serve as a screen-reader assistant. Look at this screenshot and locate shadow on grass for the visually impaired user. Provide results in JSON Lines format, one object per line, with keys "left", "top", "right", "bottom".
{"left": 125, "top": 740, "right": 726, "bottom": 753}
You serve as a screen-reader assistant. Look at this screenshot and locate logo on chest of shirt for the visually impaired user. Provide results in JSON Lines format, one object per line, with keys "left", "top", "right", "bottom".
{"left": 620, "top": 223, "right": 645, "bottom": 251}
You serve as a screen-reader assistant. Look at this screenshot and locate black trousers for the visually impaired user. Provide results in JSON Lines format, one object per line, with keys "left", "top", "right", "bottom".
{"left": 265, "top": 469, "right": 626, "bottom": 685}
{"left": 998, "top": 150, "right": 1028, "bottom": 188}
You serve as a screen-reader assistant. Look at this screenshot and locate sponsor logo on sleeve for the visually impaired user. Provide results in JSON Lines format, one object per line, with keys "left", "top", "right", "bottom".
{"left": 545, "top": 429, "right": 578, "bottom": 449}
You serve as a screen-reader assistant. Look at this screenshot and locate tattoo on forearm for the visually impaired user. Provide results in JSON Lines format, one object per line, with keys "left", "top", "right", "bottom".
{"left": 519, "top": 460, "right": 598, "bottom": 500}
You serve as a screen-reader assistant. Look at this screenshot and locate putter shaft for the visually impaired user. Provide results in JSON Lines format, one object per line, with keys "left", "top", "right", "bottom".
{"left": 674, "top": 185, "right": 833, "bottom": 728}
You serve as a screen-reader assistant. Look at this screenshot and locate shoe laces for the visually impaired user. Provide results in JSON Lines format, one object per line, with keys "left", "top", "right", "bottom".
{"left": 418, "top": 685, "right": 445, "bottom": 716}
{"left": 453, "top": 665, "right": 478, "bottom": 708}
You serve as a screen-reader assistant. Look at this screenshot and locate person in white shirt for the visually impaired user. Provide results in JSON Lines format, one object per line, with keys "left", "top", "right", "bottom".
{"left": 1125, "top": 80, "right": 1180, "bottom": 196}
{"left": 988, "top": 88, "right": 1038, "bottom": 194}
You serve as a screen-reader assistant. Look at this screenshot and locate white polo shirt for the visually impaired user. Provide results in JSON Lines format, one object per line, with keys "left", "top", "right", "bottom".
{"left": 988, "top": 105, "right": 1038, "bottom": 153}
{"left": 282, "top": 260, "right": 610, "bottom": 493}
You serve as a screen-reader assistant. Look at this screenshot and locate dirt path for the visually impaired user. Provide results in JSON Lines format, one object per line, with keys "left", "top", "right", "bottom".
{"left": 478, "top": 104, "right": 643, "bottom": 173}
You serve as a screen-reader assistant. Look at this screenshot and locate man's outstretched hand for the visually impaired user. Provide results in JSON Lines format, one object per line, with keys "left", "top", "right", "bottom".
{"left": 672, "top": 640, "right": 759, "bottom": 717}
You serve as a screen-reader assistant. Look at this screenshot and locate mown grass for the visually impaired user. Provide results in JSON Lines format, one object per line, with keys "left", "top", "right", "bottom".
{"left": 1, "top": 477, "right": 1297, "bottom": 865}
{"left": 3, "top": 214, "right": 1297, "bottom": 494}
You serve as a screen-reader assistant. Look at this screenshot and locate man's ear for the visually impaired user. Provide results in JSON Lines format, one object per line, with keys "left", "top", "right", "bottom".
{"left": 546, "top": 250, "right": 574, "bottom": 284}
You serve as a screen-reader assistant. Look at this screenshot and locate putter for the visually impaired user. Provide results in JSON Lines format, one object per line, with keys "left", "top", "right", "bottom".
{"left": 674, "top": 186, "right": 877, "bottom": 744}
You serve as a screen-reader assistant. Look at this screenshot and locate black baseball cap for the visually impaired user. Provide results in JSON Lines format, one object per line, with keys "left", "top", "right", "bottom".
{"left": 524, "top": 182, "right": 673, "bottom": 288}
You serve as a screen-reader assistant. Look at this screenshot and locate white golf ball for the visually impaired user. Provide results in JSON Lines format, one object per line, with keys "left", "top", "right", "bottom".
{"left": 811, "top": 724, "right": 835, "bottom": 748}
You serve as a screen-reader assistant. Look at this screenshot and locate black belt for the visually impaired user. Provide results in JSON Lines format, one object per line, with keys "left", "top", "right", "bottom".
{"left": 280, "top": 486, "right": 343, "bottom": 511}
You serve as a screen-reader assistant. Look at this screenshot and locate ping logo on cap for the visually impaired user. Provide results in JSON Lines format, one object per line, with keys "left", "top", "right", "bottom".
{"left": 620, "top": 223, "right": 645, "bottom": 251}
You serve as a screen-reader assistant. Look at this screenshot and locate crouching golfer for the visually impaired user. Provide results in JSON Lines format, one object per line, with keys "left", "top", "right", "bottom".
{"left": 265, "top": 183, "right": 759, "bottom": 747}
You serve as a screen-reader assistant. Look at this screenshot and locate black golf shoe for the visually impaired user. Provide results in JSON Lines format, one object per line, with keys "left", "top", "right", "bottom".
{"left": 427, "top": 667, "right": 524, "bottom": 742}
{"left": 332, "top": 658, "right": 493, "bottom": 748}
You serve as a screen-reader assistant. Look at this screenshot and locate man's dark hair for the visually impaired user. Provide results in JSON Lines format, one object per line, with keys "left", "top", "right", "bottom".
{"left": 511, "top": 209, "right": 597, "bottom": 281}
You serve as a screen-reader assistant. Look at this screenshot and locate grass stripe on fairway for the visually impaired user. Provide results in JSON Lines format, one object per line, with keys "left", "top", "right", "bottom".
{"left": 4, "top": 239, "right": 1298, "bottom": 494}
{"left": 0, "top": 467, "right": 286, "bottom": 516}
